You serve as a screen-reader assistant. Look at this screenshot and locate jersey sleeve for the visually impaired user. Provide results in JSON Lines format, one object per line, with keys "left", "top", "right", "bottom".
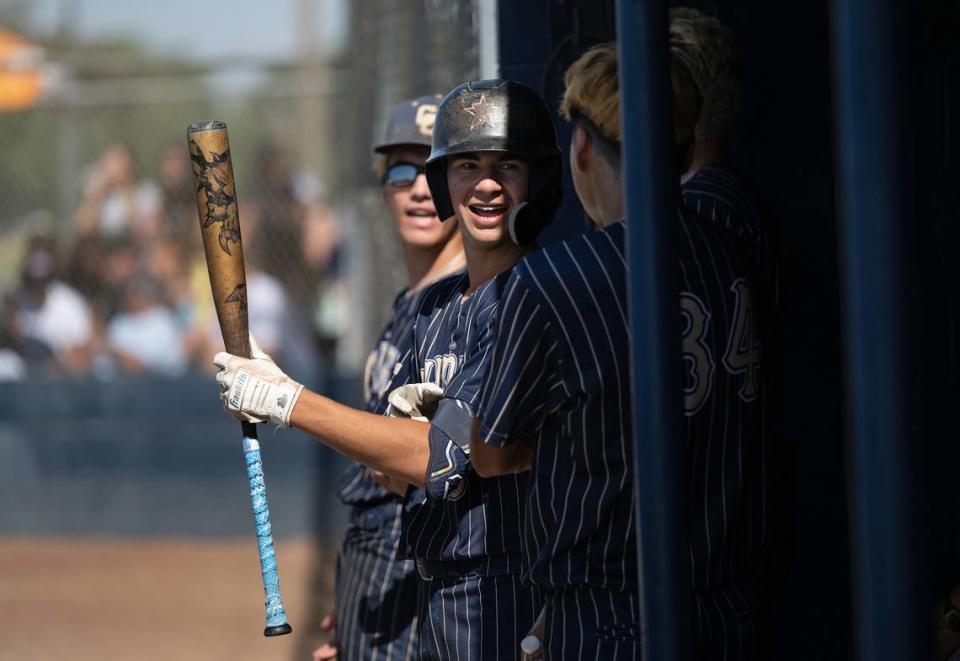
{"left": 423, "top": 398, "right": 473, "bottom": 502}
{"left": 478, "top": 270, "right": 560, "bottom": 447}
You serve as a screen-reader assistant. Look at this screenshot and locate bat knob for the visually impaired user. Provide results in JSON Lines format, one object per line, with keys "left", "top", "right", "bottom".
{"left": 264, "top": 623, "right": 293, "bottom": 637}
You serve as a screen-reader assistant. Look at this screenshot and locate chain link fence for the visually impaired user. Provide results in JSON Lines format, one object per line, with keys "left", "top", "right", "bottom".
{"left": 0, "top": 0, "right": 483, "bottom": 384}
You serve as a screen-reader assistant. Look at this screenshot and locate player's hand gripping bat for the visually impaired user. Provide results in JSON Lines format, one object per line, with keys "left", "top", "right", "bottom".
{"left": 187, "top": 121, "right": 292, "bottom": 637}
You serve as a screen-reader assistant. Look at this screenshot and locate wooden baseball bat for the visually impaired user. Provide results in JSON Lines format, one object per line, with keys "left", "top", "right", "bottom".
{"left": 186, "top": 120, "right": 292, "bottom": 637}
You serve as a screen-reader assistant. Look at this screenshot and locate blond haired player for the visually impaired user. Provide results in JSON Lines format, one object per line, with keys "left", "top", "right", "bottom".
{"left": 671, "top": 8, "right": 778, "bottom": 313}
{"left": 472, "top": 43, "right": 772, "bottom": 659}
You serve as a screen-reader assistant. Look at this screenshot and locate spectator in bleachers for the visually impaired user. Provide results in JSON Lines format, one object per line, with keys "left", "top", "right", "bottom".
{"left": 243, "top": 231, "right": 319, "bottom": 383}
{"left": 247, "top": 144, "right": 317, "bottom": 299}
{"left": 64, "top": 233, "right": 107, "bottom": 307}
{"left": 57, "top": 139, "right": 337, "bottom": 380}
{"left": 245, "top": 142, "right": 344, "bottom": 368}
{"left": 74, "top": 142, "right": 161, "bottom": 240}
{"left": 0, "top": 296, "right": 29, "bottom": 380}
{"left": 13, "top": 234, "right": 94, "bottom": 376}
{"left": 98, "top": 233, "right": 141, "bottom": 319}
{"left": 155, "top": 140, "right": 198, "bottom": 250}
{"left": 105, "top": 276, "right": 187, "bottom": 377}
{"left": 146, "top": 236, "right": 194, "bottom": 327}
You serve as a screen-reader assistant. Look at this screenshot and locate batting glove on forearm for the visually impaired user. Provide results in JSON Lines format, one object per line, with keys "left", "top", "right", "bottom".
{"left": 213, "top": 335, "right": 304, "bottom": 427}
{"left": 386, "top": 382, "right": 444, "bottom": 422}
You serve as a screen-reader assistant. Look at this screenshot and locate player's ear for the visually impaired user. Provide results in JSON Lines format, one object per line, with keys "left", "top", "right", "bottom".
{"left": 570, "top": 125, "right": 592, "bottom": 176}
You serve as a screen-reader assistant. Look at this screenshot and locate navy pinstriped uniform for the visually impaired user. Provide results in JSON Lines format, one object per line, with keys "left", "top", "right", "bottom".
{"left": 681, "top": 163, "right": 769, "bottom": 271}
{"left": 397, "top": 270, "right": 536, "bottom": 661}
{"left": 334, "top": 274, "right": 461, "bottom": 661}
{"left": 478, "top": 213, "right": 770, "bottom": 660}
{"left": 683, "top": 162, "right": 783, "bottom": 617}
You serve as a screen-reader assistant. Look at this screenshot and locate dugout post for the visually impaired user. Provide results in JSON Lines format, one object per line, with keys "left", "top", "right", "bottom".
{"left": 831, "top": 0, "right": 923, "bottom": 659}
{"left": 616, "top": 1, "right": 691, "bottom": 659}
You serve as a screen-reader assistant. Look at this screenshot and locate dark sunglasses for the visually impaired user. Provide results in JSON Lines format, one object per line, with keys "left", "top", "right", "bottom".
{"left": 382, "top": 162, "right": 426, "bottom": 187}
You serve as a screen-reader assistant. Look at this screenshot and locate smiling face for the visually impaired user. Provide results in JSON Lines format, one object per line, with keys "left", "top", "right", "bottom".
{"left": 446, "top": 151, "right": 530, "bottom": 251}
{"left": 382, "top": 146, "right": 457, "bottom": 249}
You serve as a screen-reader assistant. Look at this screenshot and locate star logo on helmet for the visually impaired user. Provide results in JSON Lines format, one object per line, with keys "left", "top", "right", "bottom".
{"left": 462, "top": 94, "right": 494, "bottom": 131}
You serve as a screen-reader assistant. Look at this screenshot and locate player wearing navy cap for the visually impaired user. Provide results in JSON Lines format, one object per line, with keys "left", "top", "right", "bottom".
{"left": 472, "top": 44, "right": 771, "bottom": 660}
{"left": 210, "top": 80, "right": 560, "bottom": 660}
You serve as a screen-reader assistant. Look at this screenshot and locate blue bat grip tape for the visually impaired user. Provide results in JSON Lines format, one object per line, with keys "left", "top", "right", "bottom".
{"left": 245, "top": 444, "right": 289, "bottom": 628}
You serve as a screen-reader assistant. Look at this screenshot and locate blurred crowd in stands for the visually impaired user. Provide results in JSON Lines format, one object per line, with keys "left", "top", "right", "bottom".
{"left": 0, "top": 141, "right": 343, "bottom": 382}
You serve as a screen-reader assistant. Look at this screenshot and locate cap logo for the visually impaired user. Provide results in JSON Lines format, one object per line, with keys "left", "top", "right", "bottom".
{"left": 462, "top": 93, "right": 494, "bottom": 131}
{"left": 415, "top": 104, "right": 438, "bottom": 137}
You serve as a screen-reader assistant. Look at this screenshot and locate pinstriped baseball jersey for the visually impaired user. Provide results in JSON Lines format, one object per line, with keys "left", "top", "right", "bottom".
{"left": 682, "top": 163, "right": 778, "bottom": 319}
{"left": 478, "top": 213, "right": 769, "bottom": 604}
{"left": 337, "top": 273, "right": 464, "bottom": 505}
{"left": 397, "top": 268, "right": 535, "bottom": 660}
{"left": 397, "top": 269, "right": 528, "bottom": 565}
{"left": 681, "top": 163, "right": 770, "bottom": 272}
{"left": 333, "top": 272, "right": 463, "bottom": 661}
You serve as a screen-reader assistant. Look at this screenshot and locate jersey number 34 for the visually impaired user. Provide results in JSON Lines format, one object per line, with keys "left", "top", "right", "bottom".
{"left": 680, "top": 277, "right": 760, "bottom": 415}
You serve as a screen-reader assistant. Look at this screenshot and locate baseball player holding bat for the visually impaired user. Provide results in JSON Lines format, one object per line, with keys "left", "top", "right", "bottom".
{"left": 312, "top": 95, "right": 465, "bottom": 661}
{"left": 387, "top": 79, "right": 561, "bottom": 660}
{"left": 471, "top": 44, "right": 772, "bottom": 660}
{"left": 211, "top": 79, "right": 561, "bottom": 659}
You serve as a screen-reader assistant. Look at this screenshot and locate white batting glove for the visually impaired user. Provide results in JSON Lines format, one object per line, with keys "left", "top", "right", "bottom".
{"left": 386, "top": 382, "right": 443, "bottom": 422}
{"left": 213, "top": 335, "right": 304, "bottom": 427}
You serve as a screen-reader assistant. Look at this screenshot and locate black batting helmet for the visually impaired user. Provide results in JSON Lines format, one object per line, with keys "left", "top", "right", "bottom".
{"left": 425, "top": 79, "right": 562, "bottom": 246}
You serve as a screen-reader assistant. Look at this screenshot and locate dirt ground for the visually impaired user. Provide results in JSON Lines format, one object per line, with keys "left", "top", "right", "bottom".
{"left": 0, "top": 537, "right": 339, "bottom": 661}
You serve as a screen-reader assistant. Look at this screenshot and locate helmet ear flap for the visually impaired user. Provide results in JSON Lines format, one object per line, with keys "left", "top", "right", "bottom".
{"left": 507, "top": 202, "right": 529, "bottom": 245}
{"left": 507, "top": 155, "right": 563, "bottom": 246}
{"left": 425, "top": 158, "right": 455, "bottom": 221}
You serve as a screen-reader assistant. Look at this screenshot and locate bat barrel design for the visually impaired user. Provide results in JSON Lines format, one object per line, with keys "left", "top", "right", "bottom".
{"left": 187, "top": 120, "right": 250, "bottom": 357}
{"left": 188, "top": 121, "right": 292, "bottom": 636}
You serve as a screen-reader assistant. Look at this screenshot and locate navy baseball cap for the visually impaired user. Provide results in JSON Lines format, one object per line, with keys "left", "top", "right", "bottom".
{"left": 373, "top": 94, "right": 443, "bottom": 153}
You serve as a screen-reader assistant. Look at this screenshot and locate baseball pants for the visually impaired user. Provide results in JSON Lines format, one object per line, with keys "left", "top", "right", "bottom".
{"left": 415, "top": 556, "right": 536, "bottom": 660}
{"left": 335, "top": 500, "right": 419, "bottom": 661}
{"left": 541, "top": 587, "right": 643, "bottom": 660}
